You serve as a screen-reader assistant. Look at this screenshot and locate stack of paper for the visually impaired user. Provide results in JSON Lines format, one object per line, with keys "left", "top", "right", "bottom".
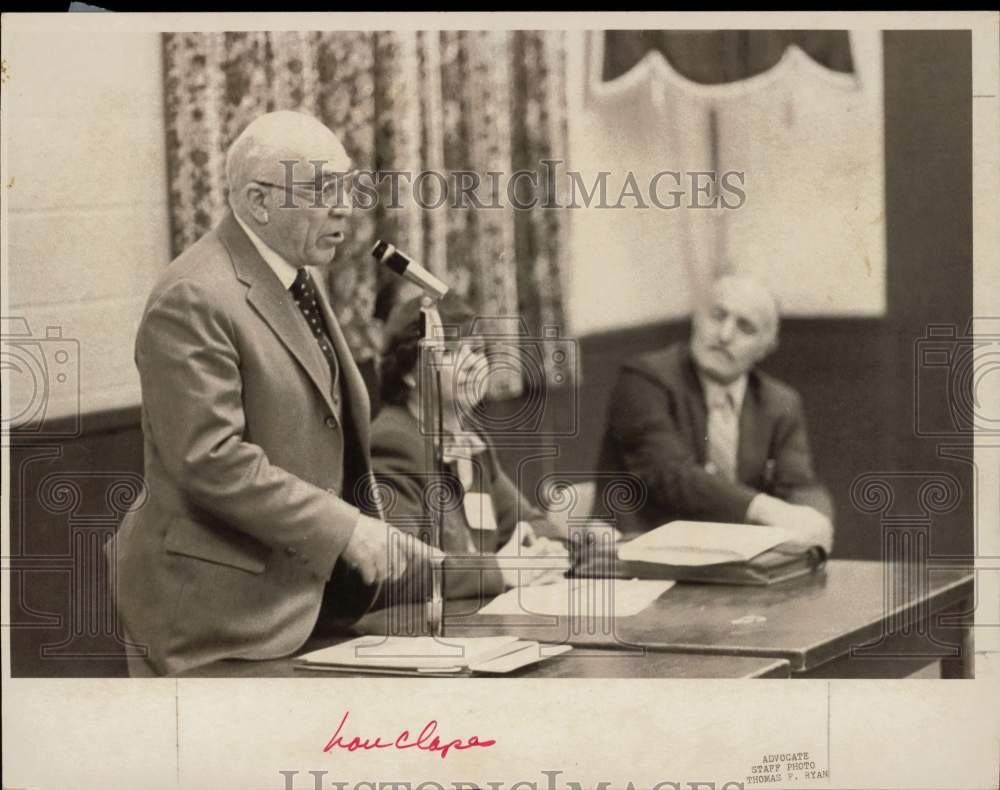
{"left": 592, "top": 521, "right": 826, "bottom": 586}
{"left": 617, "top": 521, "right": 794, "bottom": 566}
{"left": 297, "top": 635, "right": 570, "bottom": 675}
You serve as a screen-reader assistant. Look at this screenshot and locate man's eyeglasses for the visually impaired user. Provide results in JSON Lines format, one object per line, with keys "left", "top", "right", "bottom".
{"left": 254, "top": 171, "right": 357, "bottom": 209}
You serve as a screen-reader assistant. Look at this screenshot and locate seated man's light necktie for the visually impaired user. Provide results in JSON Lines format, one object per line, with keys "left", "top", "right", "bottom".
{"left": 290, "top": 268, "right": 340, "bottom": 395}
{"left": 706, "top": 388, "right": 739, "bottom": 482}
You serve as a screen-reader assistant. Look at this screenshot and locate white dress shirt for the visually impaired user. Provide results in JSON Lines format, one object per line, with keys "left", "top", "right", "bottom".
{"left": 234, "top": 213, "right": 300, "bottom": 289}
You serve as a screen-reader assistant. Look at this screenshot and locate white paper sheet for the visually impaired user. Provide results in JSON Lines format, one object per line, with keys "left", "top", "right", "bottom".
{"left": 478, "top": 579, "right": 675, "bottom": 617}
{"left": 299, "top": 635, "right": 523, "bottom": 669}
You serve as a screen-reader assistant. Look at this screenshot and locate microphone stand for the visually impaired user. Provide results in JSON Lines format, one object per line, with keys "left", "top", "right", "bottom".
{"left": 371, "top": 239, "right": 451, "bottom": 638}
{"left": 418, "top": 296, "right": 447, "bottom": 638}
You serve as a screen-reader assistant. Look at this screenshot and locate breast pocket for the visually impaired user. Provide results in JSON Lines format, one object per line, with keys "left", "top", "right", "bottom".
{"left": 163, "top": 516, "right": 269, "bottom": 574}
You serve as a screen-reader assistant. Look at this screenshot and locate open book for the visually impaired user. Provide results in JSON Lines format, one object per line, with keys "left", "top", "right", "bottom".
{"left": 575, "top": 521, "right": 826, "bottom": 586}
{"left": 296, "top": 635, "right": 571, "bottom": 676}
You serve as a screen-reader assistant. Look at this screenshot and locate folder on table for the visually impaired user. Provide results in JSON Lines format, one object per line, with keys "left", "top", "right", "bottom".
{"left": 574, "top": 521, "right": 826, "bottom": 586}
{"left": 295, "top": 635, "right": 571, "bottom": 676}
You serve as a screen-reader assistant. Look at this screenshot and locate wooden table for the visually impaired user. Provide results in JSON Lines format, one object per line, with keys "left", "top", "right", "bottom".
{"left": 176, "top": 560, "right": 972, "bottom": 679}
{"left": 178, "top": 644, "right": 790, "bottom": 678}
{"left": 351, "top": 560, "right": 974, "bottom": 678}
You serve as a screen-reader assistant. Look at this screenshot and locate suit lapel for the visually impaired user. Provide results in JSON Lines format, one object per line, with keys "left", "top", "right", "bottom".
{"left": 680, "top": 349, "right": 709, "bottom": 464}
{"left": 218, "top": 212, "right": 339, "bottom": 418}
{"left": 737, "top": 374, "right": 769, "bottom": 485}
{"left": 312, "top": 275, "right": 372, "bottom": 459}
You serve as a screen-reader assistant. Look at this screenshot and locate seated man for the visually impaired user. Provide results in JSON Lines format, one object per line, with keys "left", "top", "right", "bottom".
{"left": 599, "top": 274, "right": 834, "bottom": 552}
{"left": 371, "top": 293, "right": 571, "bottom": 605}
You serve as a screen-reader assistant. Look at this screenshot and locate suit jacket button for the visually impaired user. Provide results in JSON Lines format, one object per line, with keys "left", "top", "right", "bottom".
{"left": 325, "top": 416, "right": 337, "bottom": 429}
{"left": 285, "top": 546, "right": 298, "bottom": 557}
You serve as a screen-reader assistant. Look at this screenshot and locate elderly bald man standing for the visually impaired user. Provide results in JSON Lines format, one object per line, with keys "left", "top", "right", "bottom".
{"left": 108, "top": 111, "right": 418, "bottom": 675}
{"left": 600, "top": 274, "right": 834, "bottom": 553}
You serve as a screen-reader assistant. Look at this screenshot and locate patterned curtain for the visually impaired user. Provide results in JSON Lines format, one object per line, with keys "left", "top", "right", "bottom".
{"left": 163, "top": 30, "right": 569, "bottom": 398}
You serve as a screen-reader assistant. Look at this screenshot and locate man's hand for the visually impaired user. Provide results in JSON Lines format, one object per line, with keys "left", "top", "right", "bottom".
{"left": 784, "top": 505, "right": 834, "bottom": 554}
{"left": 546, "top": 516, "right": 623, "bottom": 547}
{"left": 746, "top": 494, "right": 834, "bottom": 554}
{"left": 497, "top": 523, "right": 571, "bottom": 588}
{"left": 340, "top": 514, "right": 427, "bottom": 586}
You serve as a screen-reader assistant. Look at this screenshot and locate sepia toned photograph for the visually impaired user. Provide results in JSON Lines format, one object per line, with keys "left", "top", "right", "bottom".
{"left": 2, "top": 11, "right": 998, "bottom": 790}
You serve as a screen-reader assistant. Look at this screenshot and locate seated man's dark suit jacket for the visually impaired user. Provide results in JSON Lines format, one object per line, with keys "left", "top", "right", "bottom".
{"left": 106, "top": 211, "right": 381, "bottom": 675}
{"left": 598, "top": 342, "right": 833, "bottom": 533}
{"left": 371, "top": 404, "right": 557, "bottom": 603}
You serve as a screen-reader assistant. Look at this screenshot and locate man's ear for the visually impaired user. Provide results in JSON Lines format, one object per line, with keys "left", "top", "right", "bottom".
{"left": 242, "top": 183, "right": 271, "bottom": 225}
{"left": 402, "top": 373, "right": 417, "bottom": 389}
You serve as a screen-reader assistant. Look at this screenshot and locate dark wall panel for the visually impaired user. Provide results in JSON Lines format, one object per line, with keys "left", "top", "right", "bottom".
{"left": 9, "top": 410, "right": 143, "bottom": 677}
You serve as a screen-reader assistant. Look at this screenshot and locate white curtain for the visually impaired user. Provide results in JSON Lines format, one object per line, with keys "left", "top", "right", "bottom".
{"left": 565, "top": 30, "right": 885, "bottom": 334}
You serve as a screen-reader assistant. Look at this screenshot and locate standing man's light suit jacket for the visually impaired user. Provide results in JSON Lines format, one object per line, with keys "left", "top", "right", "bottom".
{"left": 107, "top": 211, "right": 380, "bottom": 675}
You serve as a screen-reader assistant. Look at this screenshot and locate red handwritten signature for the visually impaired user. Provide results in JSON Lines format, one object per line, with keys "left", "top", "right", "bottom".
{"left": 323, "top": 711, "right": 496, "bottom": 760}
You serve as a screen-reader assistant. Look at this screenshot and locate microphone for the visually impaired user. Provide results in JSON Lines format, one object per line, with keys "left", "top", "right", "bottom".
{"left": 371, "top": 240, "right": 449, "bottom": 300}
